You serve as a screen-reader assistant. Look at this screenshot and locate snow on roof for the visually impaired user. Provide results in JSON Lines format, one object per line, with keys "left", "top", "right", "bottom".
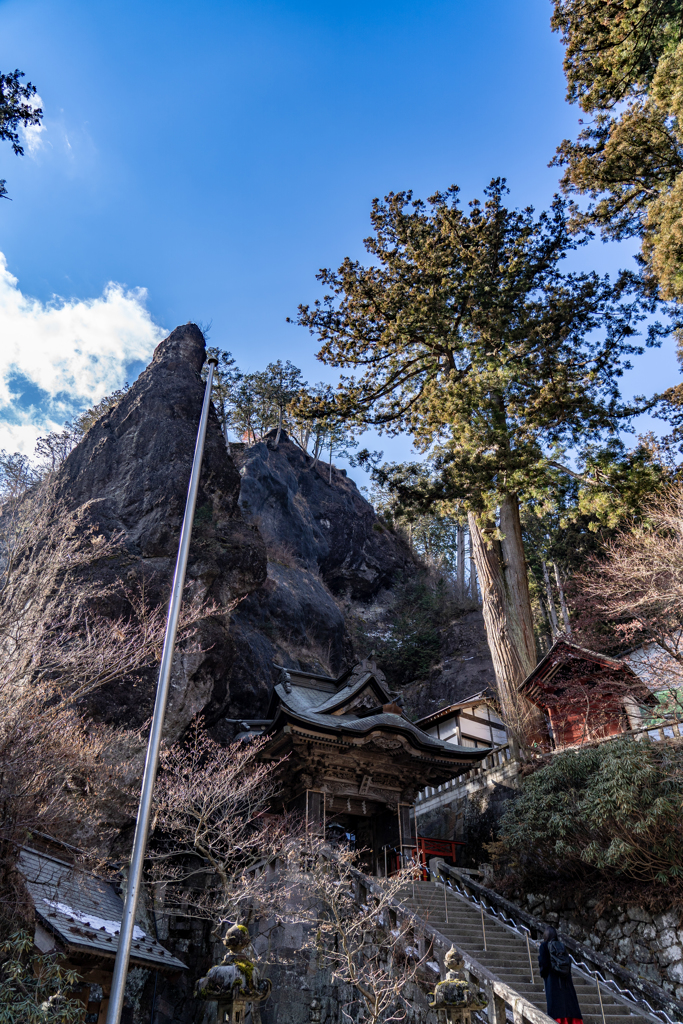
{"left": 18, "top": 848, "right": 186, "bottom": 972}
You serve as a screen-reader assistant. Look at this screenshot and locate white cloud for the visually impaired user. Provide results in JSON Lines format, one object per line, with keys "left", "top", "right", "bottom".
{"left": 19, "top": 93, "right": 46, "bottom": 156}
{"left": 0, "top": 252, "right": 166, "bottom": 454}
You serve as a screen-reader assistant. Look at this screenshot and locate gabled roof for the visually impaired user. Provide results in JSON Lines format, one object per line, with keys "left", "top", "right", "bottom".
{"left": 518, "top": 638, "right": 648, "bottom": 704}
{"left": 18, "top": 848, "right": 186, "bottom": 972}
{"left": 415, "top": 690, "right": 493, "bottom": 729}
{"left": 269, "top": 664, "right": 392, "bottom": 720}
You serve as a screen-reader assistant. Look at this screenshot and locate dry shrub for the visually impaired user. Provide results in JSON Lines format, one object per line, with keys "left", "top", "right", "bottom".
{"left": 146, "top": 724, "right": 298, "bottom": 927}
{"left": 0, "top": 480, "right": 210, "bottom": 929}
{"left": 575, "top": 483, "right": 683, "bottom": 664}
{"left": 265, "top": 537, "right": 301, "bottom": 569}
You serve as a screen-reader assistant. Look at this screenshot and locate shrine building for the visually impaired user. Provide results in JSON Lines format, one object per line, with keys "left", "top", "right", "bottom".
{"left": 248, "top": 658, "right": 491, "bottom": 874}
{"left": 518, "top": 638, "right": 655, "bottom": 749}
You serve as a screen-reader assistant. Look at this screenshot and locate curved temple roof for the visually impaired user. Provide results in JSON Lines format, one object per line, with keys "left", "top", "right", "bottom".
{"left": 262, "top": 661, "right": 491, "bottom": 763}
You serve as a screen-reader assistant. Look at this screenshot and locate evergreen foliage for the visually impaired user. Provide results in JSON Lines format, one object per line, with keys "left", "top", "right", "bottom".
{"left": 351, "top": 570, "right": 461, "bottom": 687}
{"left": 294, "top": 179, "right": 659, "bottom": 732}
{"left": 550, "top": 0, "right": 683, "bottom": 301}
{"left": 295, "top": 179, "right": 654, "bottom": 518}
{"left": 364, "top": 470, "right": 464, "bottom": 574}
{"left": 497, "top": 738, "right": 683, "bottom": 889}
{"left": 0, "top": 931, "right": 85, "bottom": 1023}
{"left": 0, "top": 69, "right": 42, "bottom": 200}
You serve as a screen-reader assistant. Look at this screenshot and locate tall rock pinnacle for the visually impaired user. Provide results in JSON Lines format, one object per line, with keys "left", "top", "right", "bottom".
{"left": 47, "top": 323, "right": 267, "bottom": 734}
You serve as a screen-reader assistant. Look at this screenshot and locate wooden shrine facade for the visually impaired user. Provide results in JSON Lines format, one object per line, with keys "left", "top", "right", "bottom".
{"left": 253, "top": 658, "right": 490, "bottom": 874}
{"left": 519, "top": 639, "right": 655, "bottom": 749}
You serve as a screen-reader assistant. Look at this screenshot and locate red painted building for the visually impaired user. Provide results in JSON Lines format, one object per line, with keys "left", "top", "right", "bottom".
{"left": 518, "top": 639, "right": 654, "bottom": 750}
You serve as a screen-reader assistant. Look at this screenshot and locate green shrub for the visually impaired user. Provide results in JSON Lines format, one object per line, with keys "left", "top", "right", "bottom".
{"left": 0, "top": 931, "right": 85, "bottom": 1022}
{"left": 497, "top": 738, "right": 683, "bottom": 888}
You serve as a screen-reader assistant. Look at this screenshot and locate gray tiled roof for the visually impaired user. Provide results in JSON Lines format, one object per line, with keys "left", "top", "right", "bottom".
{"left": 273, "top": 671, "right": 390, "bottom": 718}
{"left": 313, "top": 672, "right": 391, "bottom": 713}
{"left": 273, "top": 681, "right": 331, "bottom": 715}
{"left": 274, "top": 705, "right": 490, "bottom": 759}
{"left": 269, "top": 663, "right": 490, "bottom": 762}
{"left": 18, "top": 848, "right": 186, "bottom": 972}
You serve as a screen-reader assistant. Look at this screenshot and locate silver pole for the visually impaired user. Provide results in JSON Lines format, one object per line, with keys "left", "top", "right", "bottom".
{"left": 525, "top": 931, "right": 534, "bottom": 983}
{"left": 596, "top": 975, "right": 607, "bottom": 1024}
{"left": 106, "top": 357, "right": 218, "bottom": 1024}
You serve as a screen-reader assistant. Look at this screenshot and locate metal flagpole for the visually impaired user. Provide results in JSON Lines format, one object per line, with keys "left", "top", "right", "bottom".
{"left": 106, "top": 356, "right": 218, "bottom": 1024}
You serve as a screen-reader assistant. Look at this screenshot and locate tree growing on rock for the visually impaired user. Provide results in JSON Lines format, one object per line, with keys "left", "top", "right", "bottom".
{"left": 263, "top": 359, "right": 307, "bottom": 447}
{"left": 295, "top": 180, "right": 654, "bottom": 740}
{"left": 203, "top": 347, "right": 242, "bottom": 442}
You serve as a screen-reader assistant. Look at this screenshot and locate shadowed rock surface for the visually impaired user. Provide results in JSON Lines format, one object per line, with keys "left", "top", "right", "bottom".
{"left": 209, "top": 432, "right": 417, "bottom": 736}
{"left": 401, "top": 610, "right": 496, "bottom": 720}
{"left": 235, "top": 432, "right": 413, "bottom": 597}
{"left": 49, "top": 323, "right": 267, "bottom": 735}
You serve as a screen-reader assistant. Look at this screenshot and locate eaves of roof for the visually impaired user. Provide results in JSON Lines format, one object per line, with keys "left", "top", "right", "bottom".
{"left": 415, "top": 691, "right": 491, "bottom": 727}
{"left": 518, "top": 638, "right": 634, "bottom": 696}
{"left": 265, "top": 705, "right": 491, "bottom": 762}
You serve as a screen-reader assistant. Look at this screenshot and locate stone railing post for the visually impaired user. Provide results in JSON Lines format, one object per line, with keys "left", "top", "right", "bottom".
{"left": 484, "top": 981, "right": 506, "bottom": 1024}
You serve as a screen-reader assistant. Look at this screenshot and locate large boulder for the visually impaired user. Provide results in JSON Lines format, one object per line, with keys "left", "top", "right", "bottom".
{"left": 205, "top": 431, "right": 416, "bottom": 730}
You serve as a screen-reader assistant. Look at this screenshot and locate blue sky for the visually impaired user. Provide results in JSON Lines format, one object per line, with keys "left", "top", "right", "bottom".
{"left": 0, "top": 0, "right": 677, "bottom": 465}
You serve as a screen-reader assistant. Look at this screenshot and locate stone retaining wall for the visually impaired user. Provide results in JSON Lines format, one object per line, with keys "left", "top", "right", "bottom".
{"left": 521, "top": 891, "right": 683, "bottom": 999}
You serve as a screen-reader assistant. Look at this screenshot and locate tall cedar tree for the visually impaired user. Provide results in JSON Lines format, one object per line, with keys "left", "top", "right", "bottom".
{"left": 550, "top": 0, "right": 683, "bottom": 301}
{"left": 295, "top": 180, "right": 654, "bottom": 735}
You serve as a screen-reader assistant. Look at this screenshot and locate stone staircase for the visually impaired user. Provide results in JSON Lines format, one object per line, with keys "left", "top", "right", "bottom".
{"left": 402, "top": 881, "right": 656, "bottom": 1024}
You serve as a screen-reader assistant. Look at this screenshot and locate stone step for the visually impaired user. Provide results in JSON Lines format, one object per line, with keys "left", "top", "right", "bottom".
{"left": 405, "top": 885, "right": 649, "bottom": 1024}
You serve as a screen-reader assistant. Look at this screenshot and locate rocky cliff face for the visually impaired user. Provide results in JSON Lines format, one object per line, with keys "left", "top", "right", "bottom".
{"left": 30, "top": 322, "right": 492, "bottom": 738}
{"left": 49, "top": 323, "right": 267, "bottom": 737}
{"left": 213, "top": 432, "right": 416, "bottom": 732}
{"left": 402, "top": 610, "right": 496, "bottom": 720}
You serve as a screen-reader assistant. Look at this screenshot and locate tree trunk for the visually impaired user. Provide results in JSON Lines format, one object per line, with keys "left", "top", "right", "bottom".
{"left": 468, "top": 527, "right": 477, "bottom": 602}
{"left": 311, "top": 432, "right": 324, "bottom": 469}
{"left": 536, "top": 590, "right": 553, "bottom": 652}
{"left": 274, "top": 406, "right": 283, "bottom": 446}
{"left": 468, "top": 495, "right": 544, "bottom": 744}
{"left": 542, "top": 560, "right": 559, "bottom": 637}
{"left": 456, "top": 526, "right": 465, "bottom": 602}
{"left": 329, "top": 442, "right": 333, "bottom": 484}
{"left": 553, "top": 563, "right": 572, "bottom": 635}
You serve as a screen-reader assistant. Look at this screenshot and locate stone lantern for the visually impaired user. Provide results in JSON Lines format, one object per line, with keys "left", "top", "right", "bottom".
{"left": 195, "top": 923, "right": 272, "bottom": 1024}
{"left": 429, "top": 946, "right": 487, "bottom": 1024}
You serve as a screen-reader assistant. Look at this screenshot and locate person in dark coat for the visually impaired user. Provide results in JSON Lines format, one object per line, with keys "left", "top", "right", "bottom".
{"left": 538, "top": 926, "right": 583, "bottom": 1024}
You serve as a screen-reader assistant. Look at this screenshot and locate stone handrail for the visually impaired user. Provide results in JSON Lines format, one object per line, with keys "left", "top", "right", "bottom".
{"left": 351, "top": 865, "right": 556, "bottom": 1024}
{"left": 416, "top": 743, "right": 515, "bottom": 804}
{"left": 431, "top": 860, "right": 682, "bottom": 1024}
{"left": 419, "top": 718, "right": 683, "bottom": 805}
